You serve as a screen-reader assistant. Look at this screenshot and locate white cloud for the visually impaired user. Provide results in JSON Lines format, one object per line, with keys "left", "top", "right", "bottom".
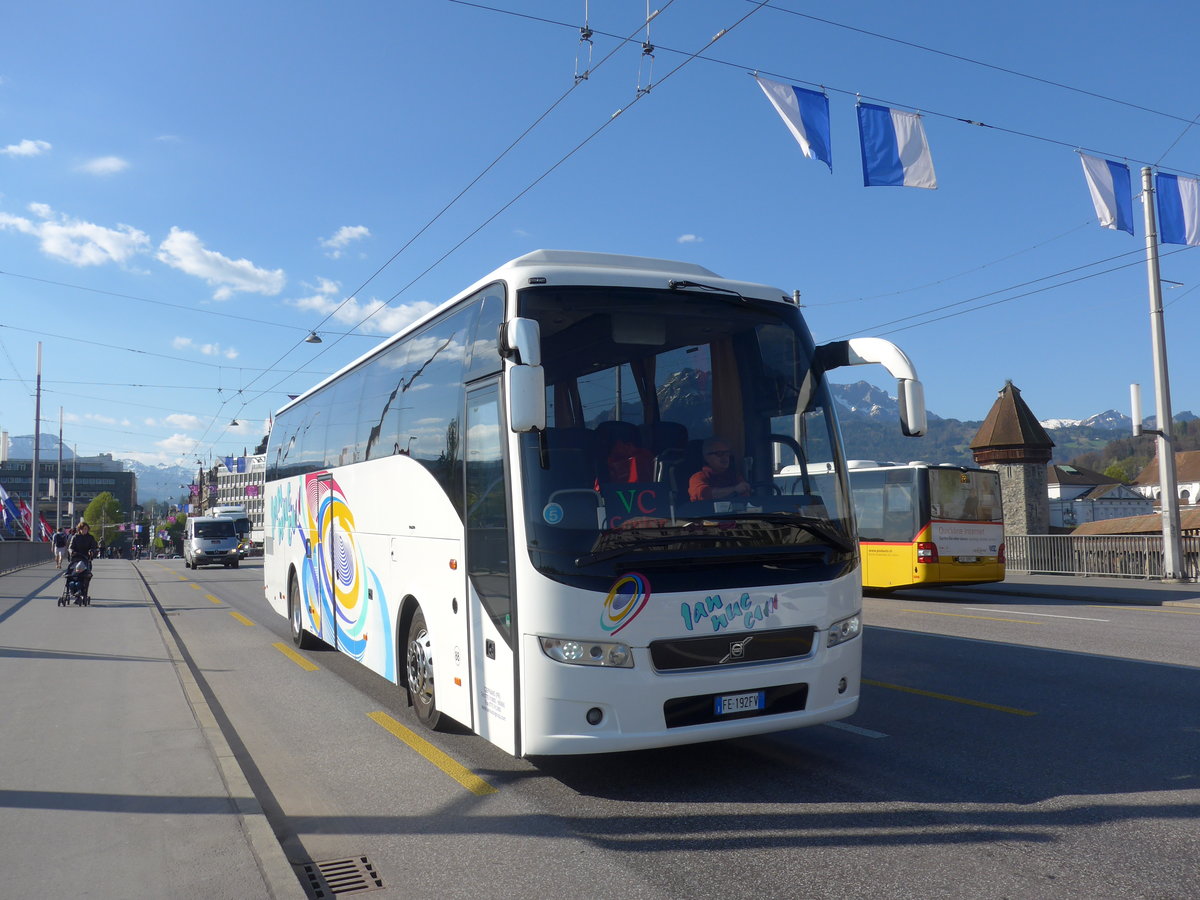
{"left": 0, "top": 202, "right": 150, "bottom": 266}
{"left": 288, "top": 278, "right": 435, "bottom": 334}
{"left": 164, "top": 413, "right": 204, "bottom": 430}
{"left": 156, "top": 226, "right": 285, "bottom": 300}
{"left": 171, "top": 336, "right": 237, "bottom": 359}
{"left": 79, "top": 156, "right": 129, "bottom": 176}
{"left": 677, "top": 234, "right": 704, "bottom": 244}
{"left": 199, "top": 342, "right": 238, "bottom": 359}
{"left": 319, "top": 225, "right": 371, "bottom": 259}
{"left": 1, "top": 139, "right": 51, "bottom": 157}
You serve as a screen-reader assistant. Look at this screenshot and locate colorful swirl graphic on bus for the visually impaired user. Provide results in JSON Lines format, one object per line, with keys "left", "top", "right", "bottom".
{"left": 294, "top": 471, "right": 395, "bottom": 681}
{"left": 601, "top": 572, "right": 651, "bottom": 635}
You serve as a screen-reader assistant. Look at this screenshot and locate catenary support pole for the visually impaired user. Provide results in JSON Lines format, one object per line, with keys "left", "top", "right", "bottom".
{"left": 1141, "top": 166, "right": 1184, "bottom": 580}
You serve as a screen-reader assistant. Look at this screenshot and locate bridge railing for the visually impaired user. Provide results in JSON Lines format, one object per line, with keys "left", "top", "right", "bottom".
{"left": 1005, "top": 534, "right": 1200, "bottom": 581}
{"left": 0, "top": 541, "right": 53, "bottom": 576}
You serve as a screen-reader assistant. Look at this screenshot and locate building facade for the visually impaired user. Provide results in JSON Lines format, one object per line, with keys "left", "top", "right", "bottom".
{"left": 0, "top": 453, "right": 137, "bottom": 534}
{"left": 191, "top": 455, "right": 266, "bottom": 543}
{"left": 1048, "top": 464, "right": 1155, "bottom": 530}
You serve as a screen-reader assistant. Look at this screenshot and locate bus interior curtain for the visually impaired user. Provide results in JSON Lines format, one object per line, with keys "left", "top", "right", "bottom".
{"left": 709, "top": 337, "right": 744, "bottom": 460}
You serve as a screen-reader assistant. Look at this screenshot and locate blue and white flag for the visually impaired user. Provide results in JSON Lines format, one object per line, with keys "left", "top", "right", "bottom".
{"left": 1079, "top": 154, "right": 1134, "bottom": 235}
{"left": 1156, "top": 173, "right": 1200, "bottom": 246}
{"left": 857, "top": 103, "right": 937, "bottom": 189}
{"left": 755, "top": 76, "right": 832, "bottom": 171}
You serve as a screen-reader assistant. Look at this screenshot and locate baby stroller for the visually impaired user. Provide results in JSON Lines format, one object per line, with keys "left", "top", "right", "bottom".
{"left": 59, "top": 559, "right": 93, "bottom": 606}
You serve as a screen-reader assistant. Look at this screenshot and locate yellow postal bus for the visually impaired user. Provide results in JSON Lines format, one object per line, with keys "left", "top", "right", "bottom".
{"left": 848, "top": 461, "right": 1004, "bottom": 590}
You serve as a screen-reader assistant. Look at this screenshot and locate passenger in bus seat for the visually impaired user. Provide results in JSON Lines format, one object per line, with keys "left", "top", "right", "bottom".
{"left": 688, "top": 437, "right": 752, "bottom": 501}
{"left": 596, "top": 421, "right": 653, "bottom": 485}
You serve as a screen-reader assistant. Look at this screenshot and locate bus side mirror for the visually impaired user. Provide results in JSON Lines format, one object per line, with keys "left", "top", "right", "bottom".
{"left": 896, "top": 378, "right": 927, "bottom": 437}
{"left": 508, "top": 364, "right": 546, "bottom": 433}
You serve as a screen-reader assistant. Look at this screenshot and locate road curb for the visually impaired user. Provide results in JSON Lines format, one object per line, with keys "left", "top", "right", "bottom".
{"left": 135, "top": 565, "right": 308, "bottom": 900}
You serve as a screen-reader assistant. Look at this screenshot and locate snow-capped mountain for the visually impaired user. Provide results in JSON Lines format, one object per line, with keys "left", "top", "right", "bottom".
{"left": 1039, "top": 409, "right": 1197, "bottom": 431}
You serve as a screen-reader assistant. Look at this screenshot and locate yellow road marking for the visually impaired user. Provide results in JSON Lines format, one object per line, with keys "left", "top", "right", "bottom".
{"left": 902, "top": 608, "right": 1045, "bottom": 625}
{"left": 189, "top": 583, "right": 201, "bottom": 590}
{"left": 228, "top": 610, "right": 255, "bottom": 627}
{"left": 273, "top": 642, "right": 319, "bottom": 671}
{"left": 863, "top": 678, "right": 1037, "bottom": 717}
{"left": 368, "top": 711, "right": 498, "bottom": 796}
{"left": 205, "top": 593, "right": 222, "bottom": 604}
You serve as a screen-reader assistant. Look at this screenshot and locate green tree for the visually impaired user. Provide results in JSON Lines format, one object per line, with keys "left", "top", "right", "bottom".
{"left": 1103, "top": 462, "right": 1130, "bottom": 483}
{"left": 83, "top": 492, "right": 122, "bottom": 546}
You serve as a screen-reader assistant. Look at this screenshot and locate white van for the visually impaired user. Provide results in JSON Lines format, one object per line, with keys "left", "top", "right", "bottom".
{"left": 183, "top": 516, "right": 241, "bottom": 569}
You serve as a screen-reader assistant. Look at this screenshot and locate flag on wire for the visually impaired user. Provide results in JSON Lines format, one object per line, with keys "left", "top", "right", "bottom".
{"left": 754, "top": 75, "right": 832, "bottom": 170}
{"left": 1156, "top": 173, "right": 1200, "bottom": 246}
{"left": 1079, "top": 154, "right": 1134, "bottom": 234}
{"left": 857, "top": 103, "right": 937, "bottom": 189}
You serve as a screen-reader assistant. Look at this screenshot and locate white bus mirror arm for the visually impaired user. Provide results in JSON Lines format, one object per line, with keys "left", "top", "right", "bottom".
{"left": 503, "top": 318, "right": 542, "bottom": 367}
{"left": 816, "top": 337, "right": 926, "bottom": 437}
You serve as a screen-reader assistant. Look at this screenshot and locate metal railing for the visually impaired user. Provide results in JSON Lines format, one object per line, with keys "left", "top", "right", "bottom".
{"left": 0, "top": 541, "right": 53, "bottom": 576}
{"left": 1006, "top": 534, "right": 1200, "bottom": 580}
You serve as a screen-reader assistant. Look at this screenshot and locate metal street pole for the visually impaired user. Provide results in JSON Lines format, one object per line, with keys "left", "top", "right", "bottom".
{"left": 56, "top": 406, "right": 63, "bottom": 531}
{"left": 1141, "top": 166, "right": 1184, "bottom": 580}
{"left": 31, "top": 342, "right": 42, "bottom": 541}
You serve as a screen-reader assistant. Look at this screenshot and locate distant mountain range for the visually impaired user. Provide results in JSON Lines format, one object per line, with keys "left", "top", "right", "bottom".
{"left": 4, "top": 383, "right": 1198, "bottom": 498}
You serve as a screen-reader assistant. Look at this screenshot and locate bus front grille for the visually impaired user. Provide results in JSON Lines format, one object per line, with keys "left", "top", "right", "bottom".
{"left": 649, "top": 626, "right": 817, "bottom": 671}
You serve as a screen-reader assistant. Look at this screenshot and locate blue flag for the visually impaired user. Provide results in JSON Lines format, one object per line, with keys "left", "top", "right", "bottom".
{"left": 755, "top": 76, "right": 832, "bottom": 170}
{"left": 1079, "top": 154, "right": 1134, "bottom": 235}
{"left": 1156, "top": 173, "right": 1200, "bottom": 245}
{"left": 857, "top": 103, "right": 937, "bottom": 189}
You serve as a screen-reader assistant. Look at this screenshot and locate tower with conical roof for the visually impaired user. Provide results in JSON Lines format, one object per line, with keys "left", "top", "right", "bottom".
{"left": 970, "top": 381, "right": 1055, "bottom": 535}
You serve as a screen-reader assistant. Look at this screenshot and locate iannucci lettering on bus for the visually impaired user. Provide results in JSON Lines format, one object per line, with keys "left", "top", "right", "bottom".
{"left": 680, "top": 592, "right": 780, "bottom": 633}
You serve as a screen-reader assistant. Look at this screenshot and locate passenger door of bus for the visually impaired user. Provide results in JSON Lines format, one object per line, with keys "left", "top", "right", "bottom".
{"left": 464, "top": 381, "right": 518, "bottom": 755}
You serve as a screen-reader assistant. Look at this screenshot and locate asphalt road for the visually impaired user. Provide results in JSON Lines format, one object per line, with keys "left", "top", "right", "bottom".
{"left": 142, "top": 560, "right": 1200, "bottom": 899}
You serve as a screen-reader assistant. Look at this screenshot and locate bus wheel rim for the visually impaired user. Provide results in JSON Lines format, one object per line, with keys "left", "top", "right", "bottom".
{"left": 407, "top": 631, "right": 433, "bottom": 704}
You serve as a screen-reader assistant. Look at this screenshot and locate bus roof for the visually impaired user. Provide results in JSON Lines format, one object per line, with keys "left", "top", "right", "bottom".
{"left": 274, "top": 250, "right": 793, "bottom": 418}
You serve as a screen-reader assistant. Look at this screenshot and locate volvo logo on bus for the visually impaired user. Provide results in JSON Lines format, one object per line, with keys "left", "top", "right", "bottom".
{"left": 720, "top": 636, "right": 754, "bottom": 665}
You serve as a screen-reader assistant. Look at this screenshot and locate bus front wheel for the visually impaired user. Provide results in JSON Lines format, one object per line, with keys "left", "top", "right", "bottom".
{"left": 406, "top": 608, "right": 443, "bottom": 731}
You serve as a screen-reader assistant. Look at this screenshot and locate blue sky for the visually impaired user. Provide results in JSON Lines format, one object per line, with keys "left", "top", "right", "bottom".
{"left": 3, "top": 0, "right": 1199, "bottom": 465}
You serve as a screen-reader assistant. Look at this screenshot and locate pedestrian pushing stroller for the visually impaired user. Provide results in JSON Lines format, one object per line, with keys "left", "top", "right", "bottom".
{"left": 59, "top": 559, "right": 92, "bottom": 606}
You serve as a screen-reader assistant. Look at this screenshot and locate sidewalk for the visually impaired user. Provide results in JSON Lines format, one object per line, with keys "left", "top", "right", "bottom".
{"left": 950, "top": 571, "right": 1200, "bottom": 607}
{"left": 0, "top": 560, "right": 304, "bottom": 899}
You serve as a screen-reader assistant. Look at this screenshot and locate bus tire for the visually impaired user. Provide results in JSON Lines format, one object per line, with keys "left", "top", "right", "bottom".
{"left": 289, "top": 575, "right": 319, "bottom": 650}
{"left": 405, "top": 607, "right": 443, "bottom": 731}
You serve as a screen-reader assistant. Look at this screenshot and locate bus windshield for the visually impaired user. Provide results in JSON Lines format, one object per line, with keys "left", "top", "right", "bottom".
{"left": 928, "top": 468, "right": 1003, "bottom": 523}
{"left": 517, "top": 285, "right": 854, "bottom": 592}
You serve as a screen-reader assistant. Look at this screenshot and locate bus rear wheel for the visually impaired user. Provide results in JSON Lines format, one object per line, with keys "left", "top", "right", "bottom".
{"left": 406, "top": 608, "right": 443, "bottom": 731}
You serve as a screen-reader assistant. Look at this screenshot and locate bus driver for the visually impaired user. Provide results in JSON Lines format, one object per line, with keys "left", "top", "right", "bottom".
{"left": 688, "top": 437, "right": 752, "bottom": 502}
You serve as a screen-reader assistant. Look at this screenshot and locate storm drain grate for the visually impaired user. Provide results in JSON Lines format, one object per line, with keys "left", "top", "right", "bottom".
{"left": 301, "top": 856, "right": 384, "bottom": 897}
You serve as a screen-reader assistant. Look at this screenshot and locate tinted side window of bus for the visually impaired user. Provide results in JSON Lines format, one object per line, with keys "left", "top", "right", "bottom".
{"left": 404, "top": 305, "right": 475, "bottom": 515}
{"left": 464, "top": 288, "right": 505, "bottom": 381}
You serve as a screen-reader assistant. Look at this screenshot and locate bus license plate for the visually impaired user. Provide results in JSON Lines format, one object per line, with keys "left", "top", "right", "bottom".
{"left": 715, "top": 690, "right": 765, "bottom": 716}
{"left": 957, "top": 556, "right": 978, "bottom": 563}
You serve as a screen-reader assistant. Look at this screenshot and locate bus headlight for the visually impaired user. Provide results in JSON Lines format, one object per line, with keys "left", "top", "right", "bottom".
{"left": 827, "top": 612, "right": 862, "bottom": 648}
{"left": 540, "top": 637, "right": 634, "bottom": 668}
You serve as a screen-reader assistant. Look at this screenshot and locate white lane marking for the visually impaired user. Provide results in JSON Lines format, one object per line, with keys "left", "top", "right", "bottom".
{"left": 964, "top": 607, "right": 1109, "bottom": 622}
{"left": 825, "top": 721, "right": 888, "bottom": 739}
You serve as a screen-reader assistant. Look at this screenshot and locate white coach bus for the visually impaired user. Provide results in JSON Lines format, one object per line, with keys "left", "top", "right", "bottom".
{"left": 263, "top": 250, "right": 926, "bottom": 756}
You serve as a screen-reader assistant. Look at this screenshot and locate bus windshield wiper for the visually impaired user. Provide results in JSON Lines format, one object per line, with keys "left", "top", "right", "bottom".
{"left": 575, "top": 533, "right": 727, "bottom": 568}
{"left": 702, "top": 512, "right": 856, "bottom": 554}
